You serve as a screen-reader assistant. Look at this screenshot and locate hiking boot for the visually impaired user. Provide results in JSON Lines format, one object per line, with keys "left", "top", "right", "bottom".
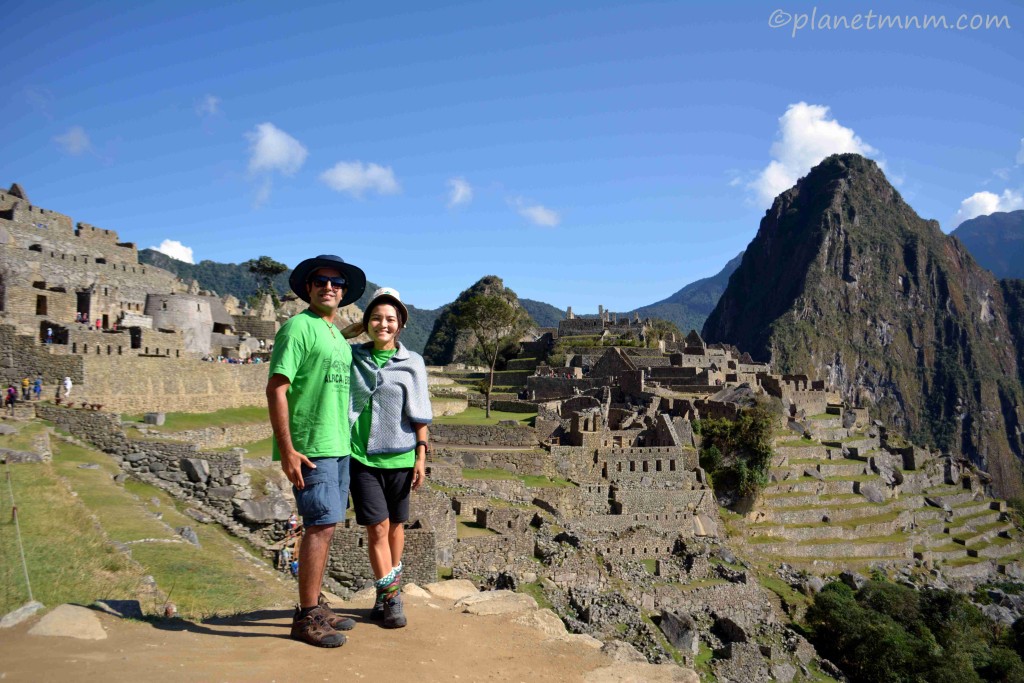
{"left": 317, "top": 594, "right": 356, "bottom": 631}
{"left": 383, "top": 594, "right": 406, "bottom": 629}
{"left": 291, "top": 607, "right": 347, "bottom": 648}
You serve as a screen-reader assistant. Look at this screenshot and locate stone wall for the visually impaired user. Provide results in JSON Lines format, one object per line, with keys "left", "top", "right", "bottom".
{"left": 326, "top": 522, "right": 436, "bottom": 589}
{"left": 431, "top": 424, "right": 538, "bottom": 447}
{"left": 438, "top": 447, "right": 557, "bottom": 478}
{"left": 466, "top": 397, "right": 537, "bottom": 413}
{"left": 171, "top": 422, "right": 273, "bottom": 450}
{"left": 0, "top": 323, "right": 84, "bottom": 387}
{"left": 79, "top": 355, "right": 267, "bottom": 413}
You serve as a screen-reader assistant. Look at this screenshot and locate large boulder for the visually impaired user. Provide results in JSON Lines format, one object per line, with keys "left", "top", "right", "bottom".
{"left": 659, "top": 610, "right": 699, "bottom": 655}
{"left": 181, "top": 458, "right": 210, "bottom": 484}
{"left": 234, "top": 496, "right": 291, "bottom": 523}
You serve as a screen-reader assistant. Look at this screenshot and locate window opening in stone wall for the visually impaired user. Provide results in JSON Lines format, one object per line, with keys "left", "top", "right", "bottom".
{"left": 669, "top": 460, "right": 676, "bottom": 471}
{"left": 107, "top": 345, "right": 112, "bottom": 355}
{"left": 35, "top": 295, "right": 47, "bottom": 315}
{"left": 629, "top": 461, "right": 635, "bottom": 472}
{"left": 642, "top": 461, "right": 648, "bottom": 473}
{"left": 162, "top": 301, "right": 167, "bottom": 310}
{"left": 76, "top": 292, "right": 90, "bottom": 319}
{"left": 656, "top": 460, "right": 662, "bottom": 472}
{"left": 29, "top": 244, "right": 42, "bottom": 252}
{"left": 32, "top": 281, "right": 46, "bottom": 289}
{"left": 96, "top": 258, "right": 106, "bottom": 264}
{"left": 72, "top": 343, "right": 77, "bottom": 353}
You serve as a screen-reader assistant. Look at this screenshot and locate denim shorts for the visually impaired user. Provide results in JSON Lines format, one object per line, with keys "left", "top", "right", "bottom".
{"left": 293, "top": 456, "right": 350, "bottom": 527}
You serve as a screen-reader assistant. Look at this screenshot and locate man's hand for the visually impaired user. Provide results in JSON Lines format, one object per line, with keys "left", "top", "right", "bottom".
{"left": 281, "top": 449, "right": 316, "bottom": 490}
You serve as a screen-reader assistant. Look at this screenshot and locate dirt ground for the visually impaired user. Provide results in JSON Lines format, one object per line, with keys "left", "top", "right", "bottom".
{"left": 0, "top": 593, "right": 618, "bottom": 683}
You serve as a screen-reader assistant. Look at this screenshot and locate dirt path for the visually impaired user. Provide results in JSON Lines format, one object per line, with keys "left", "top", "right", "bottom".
{"left": 0, "top": 591, "right": 625, "bottom": 682}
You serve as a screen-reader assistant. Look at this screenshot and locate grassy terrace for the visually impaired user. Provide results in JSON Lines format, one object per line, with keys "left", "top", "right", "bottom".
{"left": 750, "top": 509, "right": 905, "bottom": 530}
{"left": 123, "top": 405, "right": 268, "bottom": 432}
{"left": 776, "top": 438, "right": 821, "bottom": 448}
{"left": 1, "top": 427, "right": 292, "bottom": 618}
{"left": 433, "top": 406, "right": 536, "bottom": 426}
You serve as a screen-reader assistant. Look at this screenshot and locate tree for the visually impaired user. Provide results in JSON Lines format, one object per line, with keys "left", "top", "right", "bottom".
{"left": 454, "top": 294, "right": 530, "bottom": 418}
{"left": 244, "top": 256, "right": 288, "bottom": 306}
{"left": 644, "top": 318, "right": 683, "bottom": 348}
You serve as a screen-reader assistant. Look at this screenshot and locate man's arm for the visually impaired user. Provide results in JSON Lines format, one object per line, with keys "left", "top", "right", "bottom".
{"left": 266, "top": 373, "right": 316, "bottom": 489}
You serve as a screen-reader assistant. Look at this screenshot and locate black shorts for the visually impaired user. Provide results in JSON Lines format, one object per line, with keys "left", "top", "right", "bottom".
{"left": 349, "top": 457, "right": 414, "bottom": 526}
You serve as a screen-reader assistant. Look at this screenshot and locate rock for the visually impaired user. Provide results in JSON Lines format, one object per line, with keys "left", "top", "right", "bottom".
{"left": 564, "top": 633, "right": 602, "bottom": 649}
{"left": 802, "top": 576, "right": 825, "bottom": 595}
{"left": 143, "top": 412, "right": 165, "bottom": 426}
{"left": 457, "top": 591, "right": 538, "bottom": 616}
{"left": 513, "top": 608, "right": 569, "bottom": 639}
{"left": 0, "top": 424, "right": 17, "bottom": 435}
{"left": 839, "top": 571, "right": 867, "bottom": 590}
{"left": 0, "top": 601, "right": 45, "bottom": 628}
{"left": 207, "top": 486, "right": 237, "bottom": 500}
{"left": 424, "top": 579, "right": 479, "bottom": 601}
{"left": 229, "top": 473, "right": 251, "bottom": 487}
{"left": 184, "top": 507, "right": 214, "bottom": 524}
{"left": 659, "top": 610, "right": 699, "bottom": 655}
{"left": 584, "top": 663, "right": 699, "bottom": 682}
{"left": 842, "top": 410, "right": 857, "bottom": 429}
{"left": 803, "top": 467, "right": 824, "bottom": 481}
{"left": 521, "top": 571, "right": 538, "bottom": 584}
{"left": 402, "top": 583, "right": 431, "bottom": 600}
{"left": 181, "top": 458, "right": 210, "bottom": 484}
{"left": 771, "top": 662, "right": 798, "bottom": 683}
{"left": 112, "top": 473, "right": 128, "bottom": 484}
{"left": 28, "top": 604, "right": 107, "bottom": 640}
{"left": 92, "top": 600, "right": 144, "bottom": 620}
{"left": 124, "top": 452, "right": 147, "bottom": 464}
{"left": 77, "top": 463, "right": 100, "bottom": 470}
{"left": 0, "top": 449, "right": 46, "bottom": 464}
{"left": 858, "top": 482, "right": 886, "bottom": 503}
{"left": 176, "top": 526, "right": 200, "bottom": 546}
{"left": 601, "top": 639, "right": 649, "bottom": 663}
{"left": 234, "top": 497, "right": 291, "bottom": 523}
{"left": 982, "top": 603, "right": 1016, "bottom": 627}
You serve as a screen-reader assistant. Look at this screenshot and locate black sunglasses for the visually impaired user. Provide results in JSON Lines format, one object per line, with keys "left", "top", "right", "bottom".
{"left": 309, "top": 275, "right": 347, "bottom": 289}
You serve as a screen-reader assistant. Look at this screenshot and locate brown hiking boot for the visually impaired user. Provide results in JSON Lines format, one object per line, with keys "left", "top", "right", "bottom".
{"left": 291, "top": 607, "right": 346, "bottom": 648}
{"left": 316, "top": 593, "right": 356, "bottom": 631}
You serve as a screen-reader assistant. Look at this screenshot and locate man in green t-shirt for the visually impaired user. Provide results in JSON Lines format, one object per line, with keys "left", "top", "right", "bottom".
{"left": 267, "top": 253, "right": 365, "bottom": 648}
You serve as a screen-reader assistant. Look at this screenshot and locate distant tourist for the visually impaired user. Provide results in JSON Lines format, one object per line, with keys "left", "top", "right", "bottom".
{"left": 32, "top": 375, "right": 42, "bottom": 401}
{"left": 266, "top": 253, "right": 366, "bottom": 648}
{"left": 287, "top": 513, "right": 299, "bottom": 531}
{"left": 45, "top": 327, "right": 53, "bottom": 344}
{"left": 63, "top": 376, "right": 72, "bottom": 398}
{"left": 348, "top": 287, "right": 432, "bottom": 629}
{"left": 5, "top": 385, "right": 17, "bottom": 414}
{"left": 21, "top": 377, "right": 30, "bottom": 401}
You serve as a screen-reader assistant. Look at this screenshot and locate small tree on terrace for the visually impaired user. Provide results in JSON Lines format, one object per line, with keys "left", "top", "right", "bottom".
{"left": 244, "top": 256, "right": 288, "bottom": 307}
{"left": 454, "top": 294, "right": 530, "bottom": 418}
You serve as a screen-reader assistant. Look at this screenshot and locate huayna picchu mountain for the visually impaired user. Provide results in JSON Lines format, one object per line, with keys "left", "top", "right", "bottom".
{"left": 703, "top": 153, "right": 1024, "bottom": 497}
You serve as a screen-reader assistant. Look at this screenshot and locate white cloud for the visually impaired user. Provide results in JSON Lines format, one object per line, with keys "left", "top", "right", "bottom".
{"left": 514, "top": 198, "right": 560, "bottom": 227}
{"left": 54, "top": 126, "right": 92, "bottom": 155}
{"left": 246, "top": 123, "right": 307, "bottom": 176}
{"left": 1016, "top": 137, "right": 1024, "bottom": 166}
{"left": 320, "top": 161, "right": 400, "bottom": 198}
{"left": 749, "top": 102, "right": 878, "bottom": 206}
{"left": 196, "top": 94, "right": 221, "bottom": 117}
{"left": 447, "top": 177, "right": 473, "bottom": 207}
{"left": 150, "top": 239, "right": 195, "bottom": 264}
{"left": 953, "top": 189, "right": 1024, "bottom": 224}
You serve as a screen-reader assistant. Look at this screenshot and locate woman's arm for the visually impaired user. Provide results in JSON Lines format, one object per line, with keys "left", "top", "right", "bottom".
{"left": 412, "top": 422, "right": 428, "bottom": 490}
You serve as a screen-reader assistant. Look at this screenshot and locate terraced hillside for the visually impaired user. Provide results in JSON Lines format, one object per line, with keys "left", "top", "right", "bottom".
{"left": 729, "top": 406, "right": 1023, "bottom": 580}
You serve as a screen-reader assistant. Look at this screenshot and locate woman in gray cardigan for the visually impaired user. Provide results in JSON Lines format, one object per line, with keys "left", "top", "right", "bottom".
{"left": 348, "top": 287, "right": 432, "bottom": 628}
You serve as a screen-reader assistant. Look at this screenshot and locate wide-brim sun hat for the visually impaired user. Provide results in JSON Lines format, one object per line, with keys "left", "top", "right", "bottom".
{"left": 289, "top": 254, "right": 366, "bottom": 307}
{"left": 363, "top": 287, "right": 409, "bottom": 329}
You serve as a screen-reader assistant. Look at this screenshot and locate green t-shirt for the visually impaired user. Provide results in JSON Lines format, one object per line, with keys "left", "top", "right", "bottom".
{"left": 268, "top": 309, "right": 352, "bottom": 461}
{"left": 351, "top": 348, "right": 416, "bottom": 469}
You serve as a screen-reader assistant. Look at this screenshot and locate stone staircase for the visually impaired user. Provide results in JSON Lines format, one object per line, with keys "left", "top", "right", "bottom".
{"left": 732, "top": 414, "right": 1022, "bottom": 575}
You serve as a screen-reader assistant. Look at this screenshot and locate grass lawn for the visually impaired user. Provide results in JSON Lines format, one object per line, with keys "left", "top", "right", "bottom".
{"left": 0, "top": 458, "right": 147, "bottom": 615}
{"left": 0, "top": 421, "right": 49, "bottom": 452}
{"left": 457, "top": 520, "right": 498, "bottom": 538}
{"left": 462, "top": 468, "right": 574, "bottom": 489}
{"left": 215, "top": 435, "right": 274, "bottom": 459}
{"left": 434, "top": 406, "right": 535, "bottom": 426}
{"left": 46, "top": 439, "right": 293, "bottom": 618}
{"left": 122, "top": 405, "right": 268, "bottom": 432}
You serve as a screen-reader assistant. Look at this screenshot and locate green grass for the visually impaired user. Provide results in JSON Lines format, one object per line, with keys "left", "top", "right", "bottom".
{"left": 437, "top": 566, "right": 453, "bottom": 580}
{"left": 641, "top": 558, "right": 657, "bottom": 574}
{"left": 517, "top": 581, "right": 553, "bottom": 610}
{"left": 122, "top": 405, "right": 268, "bottom": 432}
{"left": 215, "top": 435, "right": 274, "bottom": 459}
{"left": 776, "top": 438, "right": 820, "bottom": 448}
{"left": 433, "top": 406, "right": 536, "bottom": 426}
{"left": 0, "top": 458, "right": 147, "bottom": 615}
{"left": 758, "top": 575, "right": 811, "bottom": 612}
{"left": 462, "top": 468, "right": 574, "bottom": 489}
{"left": 457, "top": 520, "right": 498, "bottom": 538}
{"left": 0, "top": 421, "right": 49, "bottom": 452}
{"left": 47, "top": 439, "right": 293, "bottom": 618}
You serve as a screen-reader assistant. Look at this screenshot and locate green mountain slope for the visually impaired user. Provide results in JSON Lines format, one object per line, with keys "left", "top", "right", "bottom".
{"left": 952, "top": 210, "right": 1024, "bottom": 279}
{"left": 702, "top": 153, "right": 1024, "bottom": 497}
{"left": 631, "top": 252, "right": 743, "bottom": 333}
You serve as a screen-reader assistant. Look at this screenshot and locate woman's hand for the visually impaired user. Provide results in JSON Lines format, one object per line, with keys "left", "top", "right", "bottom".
{"left": 412, "top": 456, "right": 427, "bottom": 491}
{"left": 340, "top": 321, "right": 365, "bottom": 339}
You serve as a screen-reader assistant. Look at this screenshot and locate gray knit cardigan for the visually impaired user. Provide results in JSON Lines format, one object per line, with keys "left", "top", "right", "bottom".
{"left": 349, "top": 342, "right": 433, "bottom": 455}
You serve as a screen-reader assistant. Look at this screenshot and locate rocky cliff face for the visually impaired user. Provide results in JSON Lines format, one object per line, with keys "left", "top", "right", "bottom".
{"left": 422, "top": 275, "right": 528, "bottom": 366}
{"left": 703, "top": 154, "right": 1024, "bottom": 497}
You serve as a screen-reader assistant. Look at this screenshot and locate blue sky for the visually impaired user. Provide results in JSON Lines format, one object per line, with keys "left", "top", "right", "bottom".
{"left": 2, "top": 1, "right": 1021, "bottom": 311}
